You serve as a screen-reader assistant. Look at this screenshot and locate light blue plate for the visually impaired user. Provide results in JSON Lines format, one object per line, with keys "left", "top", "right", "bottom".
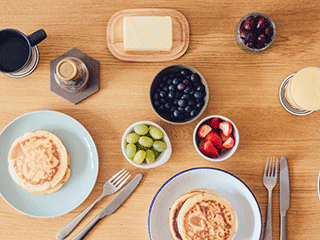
{"left": 0, "top": 110, "right": 99, "bottom": 218}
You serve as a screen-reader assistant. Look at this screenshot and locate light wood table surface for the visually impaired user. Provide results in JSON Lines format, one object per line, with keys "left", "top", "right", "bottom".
{"left": 1, "top": 0, "right": 320, "bottom": 239}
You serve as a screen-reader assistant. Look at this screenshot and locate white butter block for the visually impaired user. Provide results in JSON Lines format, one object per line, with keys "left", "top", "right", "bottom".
{"left": 123, "top": 16, "right": 173, "bottom": 51}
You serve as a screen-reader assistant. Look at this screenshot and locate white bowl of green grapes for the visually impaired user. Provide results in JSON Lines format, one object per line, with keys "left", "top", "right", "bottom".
{"left": 122, "top": 121, "right": 172, "bottom": 168}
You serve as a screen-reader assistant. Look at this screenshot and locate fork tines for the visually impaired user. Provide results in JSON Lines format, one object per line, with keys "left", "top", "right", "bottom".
{"left": 264, "top": 157, "right": 278, "bottom": 177}
{"left": 110, "top": 169, "right": 131, "bottom": 187}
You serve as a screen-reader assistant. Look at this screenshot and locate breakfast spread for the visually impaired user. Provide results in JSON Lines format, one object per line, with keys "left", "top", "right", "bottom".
{"left": 123, "top": 16, "right": 172, "bottom": 51}
{"left": 196, "top": 117, "right": 235, "bottom": 158}
{"left": 125, "top": 124, "right": 167, "bottom": 164}
{"left": 169, "top": 189, "right": 238, "bottom": 240}
{"left": 2, "top": 5, "right": 317, "bottom": 240}
{"left": 7, "top": 130, "right": 71, "bottom": 195}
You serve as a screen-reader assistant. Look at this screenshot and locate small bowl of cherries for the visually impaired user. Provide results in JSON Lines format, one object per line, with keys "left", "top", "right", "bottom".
{"left": 150, "top": 64, "right": 209, "bottom": 124}
{"left": 235, "top": 12, "right": 276, "bottom": 53}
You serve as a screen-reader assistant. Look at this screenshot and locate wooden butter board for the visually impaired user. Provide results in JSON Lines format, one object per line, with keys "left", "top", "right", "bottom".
{"left": 107, "top": 9, "right": 190, "bottom": 62}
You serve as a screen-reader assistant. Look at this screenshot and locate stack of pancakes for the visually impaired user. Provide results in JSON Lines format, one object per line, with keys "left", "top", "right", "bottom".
{"left": 8, "top": 130, "right": 71, "bottom": 195}
{"left": 169, "top": 189, "right": 238, "bottom": 240}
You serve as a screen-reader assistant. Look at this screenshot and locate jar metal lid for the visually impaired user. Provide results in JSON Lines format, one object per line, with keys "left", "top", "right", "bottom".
{"left": 56, "top": 58, "right": 78, "bottom": 81}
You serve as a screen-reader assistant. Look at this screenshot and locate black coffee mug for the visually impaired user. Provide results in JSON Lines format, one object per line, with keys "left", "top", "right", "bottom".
{"left": 0, "top": 29, "right": 47, "bottom": 74}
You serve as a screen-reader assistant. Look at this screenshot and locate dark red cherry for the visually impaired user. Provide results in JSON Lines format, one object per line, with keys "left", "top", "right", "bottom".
{"left": 243, "top": 16, "right": 255, "bottom": 31}
{"left": 256, "top": 17, "right": 268, "bottom": 31}
{"left": 265, "top": 26, "right": 274, "bottom": 39}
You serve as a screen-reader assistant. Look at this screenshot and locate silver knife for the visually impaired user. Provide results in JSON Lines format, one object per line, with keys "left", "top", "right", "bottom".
{"left": 71, "top": 173, "right": 143, "bottom": 240}
{"left": 280, "top": 156, "right": 290, "bottom": 240}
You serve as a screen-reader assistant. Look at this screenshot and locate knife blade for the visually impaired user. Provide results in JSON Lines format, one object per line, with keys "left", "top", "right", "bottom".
{"left": 100, "top": 173, "right": 142, "bottom": 217}
{"left": 72, "top": 173, "right": 143, "bottom": 240}
{"left": 280, "top": 156, "right": 290, "bottom": 240}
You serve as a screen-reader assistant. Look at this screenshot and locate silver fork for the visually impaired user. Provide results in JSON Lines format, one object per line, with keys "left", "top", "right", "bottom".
{"left": 56, "top": 169, "right": 130, "bottom": 240}
{"left": 262, "top": 157, "right": 278, "bottom": 240}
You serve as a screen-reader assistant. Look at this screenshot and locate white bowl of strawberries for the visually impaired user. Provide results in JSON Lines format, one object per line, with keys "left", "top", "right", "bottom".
{"left": 193, "top": 115, "right": 239, "bottom": 161}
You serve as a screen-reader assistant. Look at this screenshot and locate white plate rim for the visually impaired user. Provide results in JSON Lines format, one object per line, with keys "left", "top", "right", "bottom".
{"left": 0, "top": 110, "right": 99, "bottom": 218}
{"left": 148, "top": 167, "right": 262, "bottom": 240}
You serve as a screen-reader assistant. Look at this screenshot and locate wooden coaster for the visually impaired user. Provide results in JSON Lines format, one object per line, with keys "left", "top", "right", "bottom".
{"left": 50, "top": 48, "right": 100, "bottom": 104}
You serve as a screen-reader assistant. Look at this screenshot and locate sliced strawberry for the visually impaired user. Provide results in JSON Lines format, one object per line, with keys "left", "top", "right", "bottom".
{"left": 208, "top": 118, "right": 220, "bottom": 130}
{"left": 199, "top": 140, "right": 219, "bottom": 157}
{"left": 197, "top": 124, "right": 212, "bottom": 138}
{"left": 219, "top": 121, "right": 233, "bottom": 137}
{"left": 220, "top": 132, "right": 229, "bottom": 143}
{"left": 205, "top": 131, "right": 223, "bottom": 150}
{"left": 222, "top": 136, "right": 235, "bottom": 149}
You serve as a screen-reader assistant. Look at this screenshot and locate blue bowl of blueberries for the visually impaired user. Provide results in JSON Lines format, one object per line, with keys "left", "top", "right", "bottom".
{"left": 150, "top": 64, "right": 209, "bottom": 124}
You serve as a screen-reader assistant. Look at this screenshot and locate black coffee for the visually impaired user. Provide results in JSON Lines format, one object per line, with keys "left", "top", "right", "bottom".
{"left": 0, "top": 37, "right": 29, "bottom": 72}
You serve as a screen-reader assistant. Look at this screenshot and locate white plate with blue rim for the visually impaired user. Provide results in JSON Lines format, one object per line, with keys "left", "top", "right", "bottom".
{"left": 0, "top": 110, "right": 99, "bottom": 218}
{"left": 148, "top": 167, "right": 262, "bottom": 240}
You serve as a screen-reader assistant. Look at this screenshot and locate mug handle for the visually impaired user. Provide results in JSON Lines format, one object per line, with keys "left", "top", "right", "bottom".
{"left": 27, "top": 29, "right": 47, "bottom": 47}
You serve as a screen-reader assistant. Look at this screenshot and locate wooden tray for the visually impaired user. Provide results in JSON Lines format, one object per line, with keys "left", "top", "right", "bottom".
{"left": 107, "top": 9, "right": 190, "bottom": 62}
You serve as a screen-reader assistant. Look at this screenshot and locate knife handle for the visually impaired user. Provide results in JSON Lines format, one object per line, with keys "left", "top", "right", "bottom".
{"left": 57, "top": 195, "right": 104, "bottom": 240}
{"left": 280, "top": 213, "right": 287, "bottom": 240}
{"left": 71, "top": 213, "right": 103, "bottom": 240}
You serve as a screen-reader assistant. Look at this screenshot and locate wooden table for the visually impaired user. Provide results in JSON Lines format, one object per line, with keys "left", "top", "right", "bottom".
{"left": 1, "top": 0, "right": 320, "bottom": 239}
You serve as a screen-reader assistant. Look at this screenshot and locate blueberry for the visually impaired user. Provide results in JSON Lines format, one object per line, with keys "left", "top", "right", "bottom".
{"left": 172, "top": 78, "right": 180, "bottom": 85}
{"left": 188, "top": 100, "right": 195, "bottom": 106}
{"left": 184, "top": 86, "right": 191, "bottom": 94}
{"left": 160, "top": 98, "right": 166, "bottom": 103}
{"left": 169, "top": 85, "right": 175, "bottom": 91}
{"left": 190, "top": 73, "right": 201, "bottom": 85}
{"left": 196, "top": 102, "right": 203, "bottom": 108}
{"left": 165, "top": 102, "right": 171, "bottom": 109}
{"left": 173, "top": 98, "right": 179, "bottom": 105}
{"left": 178, "top": 107, "right": 184, "bottom": 112}
{"left": 163, "top": 86, "right": 169, "bottom": 92}
{"left": 180, "top": 68, "right": 193, "bottom": 76}
{"left": 181, "top": 94, "right": 191, "bottom": 101}
{"left": 170, "top": 106, "right": 177, "bottom": 112}
{"left": 183, "top": 79, "right": 190, "bottom": 85}
{"left": 153, "top": 100, "right": 160, "bottom": 107}
{"left": 168, "top": 91, "right": 175, "bottom": 99}
{"left": 190, "top": 110, "right": 198, "bottom": 117}
{"left": 197, "top": 84, "right": 205, "bottom": 92}
{"left": 158, "top": 105, "right": 165, "bottom": 111}
{"left": 159, "top": 91, "right": 166, "bottom": 98}
{"left": 153, "top": 93, "right": 160, "bottom": 100}
{"left": 185, "top": 106, "right": 192, "bottom": 112}
{"left": 173, "top": 110, "right": 180, "bottom": 118}
{"left": 178, "top": 99, "right": 186, "bottom": 107}
{"left": 177, "top": 83, "right": 185, "bottom": 91}
{"left": 167, "top": 79, "right": 172, "bottom": 85}
{"left": 194, "top": 91, "right": 203, "bottom": 99}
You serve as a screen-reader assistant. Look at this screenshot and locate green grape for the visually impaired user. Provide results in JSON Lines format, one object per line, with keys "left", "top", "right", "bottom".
{"left": 139, "top": 136, "right": 153, "bottom": 148}
{"left": 153, "top": 141, "right": 167, "bottom": 152}
{"left": 145, "top": 149, "right": 155, "bottom": 164}
{"left": 149, "top": 126, "right": 163, "bottom": 140}
{"left": 125, "top": 143, "right": 136, "bottom": 159}
{"left": 134, "top": 124, "right": 149, "bottom": 135}
{"left": 133, "top": 150, "right": 146, "bottom": 164}
{"left": 126, "top": 132, "right": 140, "bottom": 144}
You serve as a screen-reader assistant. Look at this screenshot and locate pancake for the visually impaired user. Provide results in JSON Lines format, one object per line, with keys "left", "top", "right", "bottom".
{"left": 8, "top": 130, "right": 70, "bottom": 195}
{"left": 169, "top": 189, "right": 238, "bottom": 240}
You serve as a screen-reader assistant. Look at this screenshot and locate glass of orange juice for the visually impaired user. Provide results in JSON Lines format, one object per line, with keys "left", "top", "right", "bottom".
{"left": 279, "top": 67, "right": 320, "bottom": 115}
